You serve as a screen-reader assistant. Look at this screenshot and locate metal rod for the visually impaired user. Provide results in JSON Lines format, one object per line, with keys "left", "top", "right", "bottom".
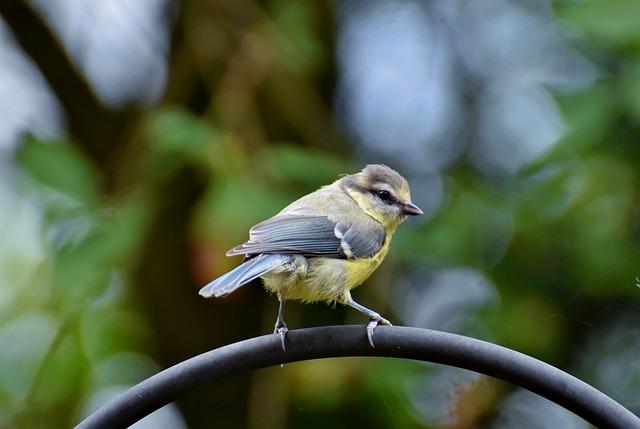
{"left": 75, "top": 326, "right": 640, "bottom": 429}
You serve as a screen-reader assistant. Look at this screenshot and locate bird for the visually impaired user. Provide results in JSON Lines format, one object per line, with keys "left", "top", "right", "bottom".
{"left": 199, "top": 164, "right": 423, "bottom": 349}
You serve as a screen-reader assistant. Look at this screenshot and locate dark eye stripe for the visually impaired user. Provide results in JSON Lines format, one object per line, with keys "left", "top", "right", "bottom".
{"left": 370, "top": 188, "right": 397, "bottom": 205}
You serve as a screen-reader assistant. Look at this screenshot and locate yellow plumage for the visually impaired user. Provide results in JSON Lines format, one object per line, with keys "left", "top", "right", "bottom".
{"left": 200, "top": 164, "right": 422, "bottom": 347}
{"left": 261, "top": 177, "right": 399, "bottom": 305}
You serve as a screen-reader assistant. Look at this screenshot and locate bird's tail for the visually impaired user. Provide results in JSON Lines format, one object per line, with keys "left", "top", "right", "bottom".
{"left": 199, "top": 254, "right": 291, "bottom": 298}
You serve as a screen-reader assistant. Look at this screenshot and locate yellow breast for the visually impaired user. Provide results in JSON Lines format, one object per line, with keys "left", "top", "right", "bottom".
{"left": 261, "top": 237, "right": 391, "bottom": 305}
{"left": 343, "top": 236, "right": 391, "bottom": 290}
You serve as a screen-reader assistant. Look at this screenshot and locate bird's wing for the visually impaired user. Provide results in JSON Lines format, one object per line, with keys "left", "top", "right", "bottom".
{"left": 226, "top": 214, "right": 385, "bottom": 259}
{"left": 333, "top": 217, "right": 386, "bottom": 259}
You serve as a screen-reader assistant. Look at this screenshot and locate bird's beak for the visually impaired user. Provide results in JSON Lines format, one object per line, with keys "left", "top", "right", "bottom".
{"left": 402, "top": 202, "right": 423, "bottom": 216}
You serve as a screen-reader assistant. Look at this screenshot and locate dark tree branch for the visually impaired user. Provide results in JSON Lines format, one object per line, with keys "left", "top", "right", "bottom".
{"left": 75, "top": 326, "right": 640, "bottom": 429}
{"left": 0, "top": 0, "right": 136, "bottom": 182}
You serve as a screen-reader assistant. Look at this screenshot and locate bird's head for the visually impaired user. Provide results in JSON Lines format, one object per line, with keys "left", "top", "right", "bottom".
{"left": 342, "top": 164, "right": 423, "bottom": 231}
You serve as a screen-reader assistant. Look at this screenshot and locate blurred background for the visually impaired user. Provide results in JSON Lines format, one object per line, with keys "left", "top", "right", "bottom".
{"left": 0, "top": 0, "right": 639, "bottom": 428}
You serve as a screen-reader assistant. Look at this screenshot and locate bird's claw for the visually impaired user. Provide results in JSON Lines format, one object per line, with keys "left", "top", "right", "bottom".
{"left": 274, "top": 322, "right": 288, "bottom": 352}
{"left": 366, "top": 315, "right": 392, "bottom": 348}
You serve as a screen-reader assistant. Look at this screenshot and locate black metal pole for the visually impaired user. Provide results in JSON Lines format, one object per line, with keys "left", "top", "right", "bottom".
{"left": 75, "top": 326, "right": 640, "bottom": 429}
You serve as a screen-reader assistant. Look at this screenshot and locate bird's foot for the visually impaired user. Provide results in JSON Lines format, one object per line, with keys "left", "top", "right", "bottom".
{"left": 366, "top": 315, "right": 392, "bottom": 348}
{"left": 274, "top": 321, "right": 288, "bottom": 352}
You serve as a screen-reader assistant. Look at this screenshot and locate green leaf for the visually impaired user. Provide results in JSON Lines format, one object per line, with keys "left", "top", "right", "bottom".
{"left": 552, "top": 85, "right": 614, "bottom": 157}
{"left": 622, "top": 61, "right": 640, "bottom": 124}
{"left": 270, "top": 0, "right": 323, "bottom": 74}
{"left": 146, "top": 107, "right": 220, "bottom": 171}
{"left": 81, "top": 310, "right": 151, "bottom": 363}
{"left": 52, "top": 195, "right": 152, "bottom": 307}
{"left": 195, "top": 178, "right": 293, "bottom": 243}
{"left": 16, "top": 136, "right": 97, "bottom": 206}
{"left": 31, "top": 332, "right": 88, "bottom": 409}
{"left": 559, "top": 0, "right": 640, "bottom": 48}
{"left": 0, "top": 313, "right": 59, "bottom": 401}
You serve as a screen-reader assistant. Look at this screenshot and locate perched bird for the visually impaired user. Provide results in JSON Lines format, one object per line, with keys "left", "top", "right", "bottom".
{"left": 199, "top": 164, "right": 423, "bottom": 348}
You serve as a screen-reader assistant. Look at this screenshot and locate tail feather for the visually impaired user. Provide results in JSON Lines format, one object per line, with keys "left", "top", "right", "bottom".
{"left": 199, "top": 254, "right": 291, "bottom": 298}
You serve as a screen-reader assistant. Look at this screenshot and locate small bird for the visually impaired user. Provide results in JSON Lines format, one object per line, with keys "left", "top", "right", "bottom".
{"left": 199, "top": 164, "right": 423, "bottom": 348}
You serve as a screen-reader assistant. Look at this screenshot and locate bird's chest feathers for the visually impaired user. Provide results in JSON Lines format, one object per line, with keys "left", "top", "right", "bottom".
{"left": 343, "top": 238, "right": 391, "bottom": 288}
{"left": 261, "top": 238, "right": 392, "bottom": 304}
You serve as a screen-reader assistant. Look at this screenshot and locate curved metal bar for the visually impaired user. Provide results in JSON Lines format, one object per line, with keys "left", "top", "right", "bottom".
{"left": 75, "top": 326, "right": 640, "bottom": 429}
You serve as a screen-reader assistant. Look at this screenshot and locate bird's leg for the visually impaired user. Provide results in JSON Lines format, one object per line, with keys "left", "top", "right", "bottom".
{"left": 274, "top": 293, "right": 288, "bottom": 351}
{"left": 346, "top": 299, "right": 392, "bottom": 348}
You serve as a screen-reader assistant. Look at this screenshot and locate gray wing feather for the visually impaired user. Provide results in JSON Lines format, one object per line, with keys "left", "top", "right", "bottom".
{"left": 227, "top": 214, "right": 385, "bottom": 260}
{"left": 334, "top": 219, "right": 385, "bottom": 259}
{"left": 199, "top": 254, "right": 292, "bottom": 298}
{"left": 228, "top": 215, "right": 342, "bottom": 257}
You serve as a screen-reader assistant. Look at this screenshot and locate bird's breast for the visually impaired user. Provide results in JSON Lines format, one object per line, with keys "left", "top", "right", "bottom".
{"left": 344, "top": 237, "right": 391, "bottom": 287}
{"left": 261, "top": 240, "right": 391, "bottom": 304}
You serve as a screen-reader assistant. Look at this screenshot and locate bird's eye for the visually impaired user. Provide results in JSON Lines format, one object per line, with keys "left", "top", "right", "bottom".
{"left": 377, "top": 190, "right": 391, "bottom": 201}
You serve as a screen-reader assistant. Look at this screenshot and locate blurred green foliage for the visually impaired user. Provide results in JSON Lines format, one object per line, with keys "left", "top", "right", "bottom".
{"left": 0, "top": 0, "right": 639, "bottom": 428}
{"left": 16, "top": 136, "right": 97, "bottom": 208}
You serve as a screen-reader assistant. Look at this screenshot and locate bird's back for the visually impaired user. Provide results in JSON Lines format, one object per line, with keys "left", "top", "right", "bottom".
{"left": 278, "top": 181, "right": 365, "bottom": 223}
